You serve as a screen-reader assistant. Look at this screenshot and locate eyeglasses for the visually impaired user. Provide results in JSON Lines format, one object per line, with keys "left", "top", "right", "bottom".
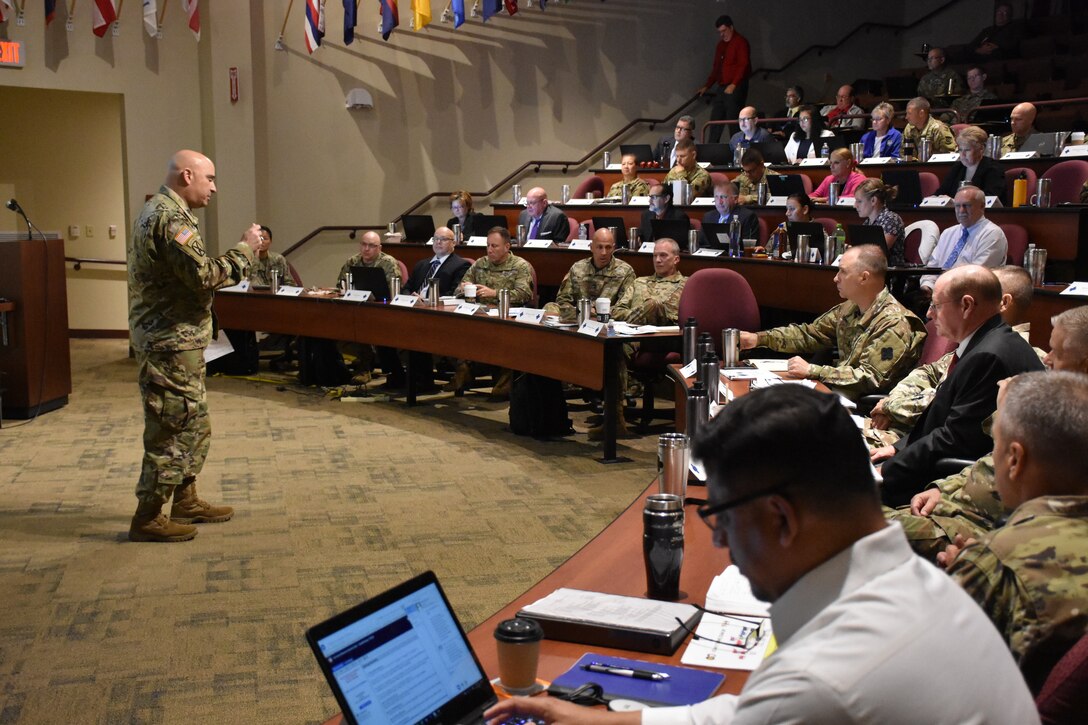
{"left": 738, "top": 116, "right": 756, "bottom": 122}
{"left": 674, "top": 609, "right": 766, "bottom": 651}
{"left": 433, "top": 236, "right": 455, "bottom": 243}
{"left": 697, "top": 482, "right": 793, "bottom": 530}
{"left": 928, "top": 298, "right": 955, "bottom": 311}
{"left": 649, "top": 193, "right": 669, "bottom": 199}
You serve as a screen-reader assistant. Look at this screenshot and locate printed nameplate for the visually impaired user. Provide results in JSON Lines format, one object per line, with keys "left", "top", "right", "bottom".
{"left": 920, "top": 196, "right": 952, "bottom": 207}
{"left": 928, "top": 153, "right": 959, "bottom": 163}
{"left": 221, "top": 280, "right": 249, "bottom": 293}
{"left": 836, "top": 197, "right": 857, "bottom": 207}
{"left": 454, "top": 303, "right": 481, "bottom": 315}
{"left": 524, "top": 240, "right": 553, "bottom": 248}
{"left": 390, "top": 294, "right": 418, "bottom": 307}
{"left": 465, "top": 236, "right": 488, "bottom": 246}
{"left": 800, "top": 158, "right": 829, "bottom": 167}
{"left": 679, "top": 359, "right": 698, "bottom": 379}
{"left": 765, "top": 195, "right": 787, "bottom": 206}
{"left": 1001, "top": 151, "right": 1037, "bottom": 160}
{"left": 691, "top": 197, "right": 715, "bottom": 206}
{"left": 859, "top": 157, "right": 892, "bottom": 165}
{"left": 275, "top": 285, "right": 304, "bottom": 297}
{"left": 693, "top": 248, "right": 724, "bottom": 257}
{"left": 638, "top": 242, "right": 656, "bottom": 253}
{"left": 337, "top": 289, "right": 372, "bottom": 302}
{"left": 577, "top": 319, "right": 604, "bottom": 337}
{"left": 1060, "top": 145, "right": 1088, "bottom": 157}
{"left": 567, "top": 240, "right": 592, "bottom": 251}
{"left": 515, "top": 309, "right": 544, "bottom": 324}
{"left": 984, "top": 196, "right": 1003, "bottom": 208}
{"left": 628, "top": 196, "right": 651, "bottom": 206}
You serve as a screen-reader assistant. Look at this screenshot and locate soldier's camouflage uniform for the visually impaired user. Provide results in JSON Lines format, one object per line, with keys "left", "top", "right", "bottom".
{"left": 1001, "top": 132, "right": 1034, "bottom": 156}
{"left": 917, "top": 69, "right": 964, "bottom": 101}
{"left": 128, "top": 186, "right": 253, "bottom": 504}
{"left": 546, "top": 257, "right": 636, "bottom": 322}
{"left": 903, "top": 115, "right": 956, "bottom": 154}
{"left": 626, "top": 272, "right": 686, "bottom": 326}
{"left": 884, "top": 453, "right": 1004, "bottom": 562}
{"left": 460, "top": 253, "right": 534, "bottom": 306}
{"left": 733, "top": 170, "right": 762, "bottom": 205}
{"left": 607, "top": 178, "right": 650, "bottom": 199}
{"left": 663, "top": 164, "right": 712, "bottom": 198}
{"left": 756, "top": 287, "right": 927, "bottom": 400}
{"left": 338, "top": 251, "right": 403, "bottom": 288}
{"left": 250, "top": 251, "right": 291, "bottom": 287}
{"left": 947, "top": 495, "right": 1088, "bottom": 693}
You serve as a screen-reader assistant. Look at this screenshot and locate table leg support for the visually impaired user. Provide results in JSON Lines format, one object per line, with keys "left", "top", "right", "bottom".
{"left": 598, "top": 341, "right": 632, "bottom": 464}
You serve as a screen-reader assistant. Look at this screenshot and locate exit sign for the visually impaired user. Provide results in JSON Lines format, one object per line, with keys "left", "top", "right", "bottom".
{"left": 0, "top": 40, "right": 25, "bottom": 68}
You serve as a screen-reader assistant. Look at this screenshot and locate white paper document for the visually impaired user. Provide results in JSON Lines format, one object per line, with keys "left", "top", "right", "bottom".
{"left": 705, "top": 565, "right": 770, "bottom": 617}
{"left": 1061, "top": 282, "right": 1088, "bottom": 297}
{"left": 520, "top": 588, "right": 698, "bottom": 634}
{"left": 204, "top": 333, "right": 235, "bottom": 363}
{"left": 611, "top": 322, "right": 681, "bottom": 336}
{"left": 747, "top": 359, "right": 789, "bottom": 372}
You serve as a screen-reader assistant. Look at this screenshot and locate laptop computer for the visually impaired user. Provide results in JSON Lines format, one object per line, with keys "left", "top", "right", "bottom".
{"left": 401, "top": 215, "right": 437, "bottom": 243}
{"left": 1017, "top": 133, "right": 1059, "bottom": 157}
{"left": 700, "top": 222, "right": 732, "bottom": 250}
{"left": 695, "top": 143, "right": 731, "bottom": 166}
{"left": 350, "top": 265, "right": 393, "bottom": 300}
{"left": 766, "top": 174, "right": 806, "bottom": 197}
{"left": 881, "top": 170, "right": 923, "bottom": 209}
{"left": 846, "top": 224, "right": 889, "bottom": 256}
{"left": 786, "top": 221, "right": 826, "bottom": 258}
{"left": 749, "top": 140, "right": 788, "bottom": 165}
{"left": 591, "top": 216, "right": 628, "bottom": 247}
{"left": 307, "top": 571, "right": 516, "bottom": 725}
{"left": 650, "top": 218, "right": 691, "bottom": 243}
{"left": 619, "top": 144, "right": 655, "bottom": 164}
{"left": 476, "top": 214, "right": 508, "bottom": 231}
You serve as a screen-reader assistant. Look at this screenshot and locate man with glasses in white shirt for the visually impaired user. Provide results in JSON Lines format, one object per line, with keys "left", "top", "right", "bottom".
{"left": 919, "top": 185, "right": 1007, "bottom": 298}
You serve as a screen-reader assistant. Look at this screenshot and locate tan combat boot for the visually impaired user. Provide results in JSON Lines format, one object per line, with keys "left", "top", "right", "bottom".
{"left": 587, "top": 398, "right": 630, "bottom": 441}
{"left": 170, "top": 482, "right": 234, "bottom": 524}
{"left": 129, "top": 500, "right": 198, "bottom": 542}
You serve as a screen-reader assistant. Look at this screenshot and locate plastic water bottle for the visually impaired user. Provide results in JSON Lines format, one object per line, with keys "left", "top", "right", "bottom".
{"left": 729, "top": 215, "right": 741, "bottom": 257}
{"left": 834, "top": 223, "right": 846, "bottom": 258}
{"left": 578, "top": 223, "right": 588, "bottom": 240}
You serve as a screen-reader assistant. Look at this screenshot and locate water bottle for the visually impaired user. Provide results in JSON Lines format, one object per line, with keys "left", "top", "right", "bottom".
{"left": 578, "top": 223, "right": 588, "bottom": 240}
{"left": 834, "top": 223, "right": 846, "bottom": 259}
{"left": 770, "top": 224, "right": 784, "bottom": 259}
{"left": 820, "top": 144, "right": 830, "bottom": 160}
{"left": 699, "top": 349, "right": 720, "bottom": 405}
{"left": 696, "top": 332, "right": 713, "bottom": 366}
{"left": 682, "top": 317, "right": 698, "bottom": 366}
{"left": 685, "top": 381, "right": 709, "bottom": 443}
{"left": 729, "top": 214, "right": 741, "bottom": 257}
{"left": 643, "top": 494, "right": 684, "bottom": 601}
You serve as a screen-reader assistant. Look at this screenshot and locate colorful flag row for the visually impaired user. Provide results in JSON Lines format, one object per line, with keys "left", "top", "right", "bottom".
{"left": 0, "top": 0, "right": 200, "bottom": 41}
{"left": 304, "top": 0, "right": 569, "bottom": 54}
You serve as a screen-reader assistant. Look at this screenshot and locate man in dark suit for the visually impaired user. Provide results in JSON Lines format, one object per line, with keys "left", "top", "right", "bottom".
{"left": 402, "top": 226, "right": 471, "bottom": 297}
{"left": 654, "top": 115, "right": 695, "bottom": 168}
{"left": 517, "top": 187, "right": 570, "bottom": 244}
{"left": 639, "top": 183, "right": 692, "bottom": 245}
{"left": 873, "top": 265, "right": 1044, "bottom": 506}
{"left": 701, "top": 181, "right": 758, "bottom": 247}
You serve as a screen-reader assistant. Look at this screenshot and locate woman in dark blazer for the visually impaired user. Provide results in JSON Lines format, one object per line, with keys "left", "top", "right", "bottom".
{"left": 446, "top": 190, "right": 489, "bottom": 239}
{"left": 935, "top": 126, "right": 1006, "bottom": 203}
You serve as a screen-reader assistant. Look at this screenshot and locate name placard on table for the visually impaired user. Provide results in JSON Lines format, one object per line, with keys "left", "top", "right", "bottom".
{"left": 638, "top": 241, "right": 656, "bottom": 253}
{"left": 928, "top": 152, "right": 960, "bottom": 163}
{"left": 275, "top": 285, "right": 304, "bottom": 297}
{"left": 577, "top": 319, "right": 605, "bottom": 336}
{"left": 567, "top": 240, "right": 592, "bottom": 251}
{"left": 692, "top": 248, "right": 724, "bottom": 257}
{"left": 799, "top": 158, "right": 829, "bottom": 167}
{"left": 454, "top": 303, "right": 481, "bottom": 315}
{"left": 465, "top": 236, "right": 488, "bottom": 246}
{"left": 336, "top": 289, "right": 372, "bottom": 302}
{"left": 859, "top": 157, "right": 892, "bottom": 165}
{"left": 1002, "top": 150, "right": 1038, "bottom": 160}
{"left": 390, "top": 294, "right": 418, "bottom": 307}
{"left": 523, "top": 239, "right": 553, "bottom": 248}
{"left": 1060, "top": 145, "right": 1088, "bottom": 157}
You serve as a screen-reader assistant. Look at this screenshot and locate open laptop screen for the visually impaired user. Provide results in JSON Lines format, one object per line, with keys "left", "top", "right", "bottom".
{"left": 307, "top": 572, "right": 497, "bottom": 725}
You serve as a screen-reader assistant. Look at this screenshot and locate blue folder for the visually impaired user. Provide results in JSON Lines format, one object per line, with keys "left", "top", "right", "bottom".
{"left": 548, "top": 652, "right": 725, "bottom": 707}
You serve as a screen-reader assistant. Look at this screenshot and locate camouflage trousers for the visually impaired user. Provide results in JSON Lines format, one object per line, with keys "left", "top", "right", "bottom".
{"left": 135, "top": 349, "right": 211, "bottom": 504}
{"left": 884, "top": 505, "right": 992, "bottom": 563}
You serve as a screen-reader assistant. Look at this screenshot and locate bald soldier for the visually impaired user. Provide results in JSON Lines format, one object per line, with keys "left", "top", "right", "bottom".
{"left": 545, "top": 227, "right": 636, "bottom": 323}
{"left": 943, "top": 371, "right": 1088, "bottom": 695}
{"left": 886, "top": 305, "right": 1088, "bottom": 562}
{"left": 1001, "top": 102, "right": 1039, "bottom": 156}
{"left": 738, "top": 244, "right": 927, "bottom": 400}
{"left": 127, "top": 150, "right": 262, "bottom": 543}
{"left": 338, "top": 230, "right": 403, "bottom": 290}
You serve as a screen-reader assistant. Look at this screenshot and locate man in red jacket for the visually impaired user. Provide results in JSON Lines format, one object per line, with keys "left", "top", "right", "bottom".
{"left": 697, "top": 15, "right": 752, "bottom": 144}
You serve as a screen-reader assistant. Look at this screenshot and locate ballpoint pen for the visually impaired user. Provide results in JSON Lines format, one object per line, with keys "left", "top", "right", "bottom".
{"left": 582, "top": 662, "right": 670, "bottom": 681}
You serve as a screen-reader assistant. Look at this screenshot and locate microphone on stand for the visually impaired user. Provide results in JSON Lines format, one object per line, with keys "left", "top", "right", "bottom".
{"left": 6, "top": 198, "right": 39, "bottom": 241}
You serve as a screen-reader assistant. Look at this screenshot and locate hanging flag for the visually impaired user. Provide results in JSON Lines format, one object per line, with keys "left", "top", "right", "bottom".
{"left": 92, "top": 0, "right": 117, "bottom": 37}
{"left": 181, "top": 0, "right": 200, "bottom": 41}
{"left": 451, "top": 0, "right": 464, "bottom": 28}
{"left": 411, "top": 0, "right": 429, "bottom": 30}
{"left": 482, "top": 0, "right": 500, "bottom": 22}
{"left": 45, "top": 0, "right": 58, "bottom": 25}
{"left": 142, "top": 0, "right": 157, "bottom": 37}
{"left": 379, "top": 0, "right": 398, "bottom": 40}
{"left": 342, "top": 0, "right": 356, "bottom": 44}
{"left": 305, "top": 0, "right": 325, "bottom": 52}
{"left": 504, "top": 0, "right": 517, "bottom": 15}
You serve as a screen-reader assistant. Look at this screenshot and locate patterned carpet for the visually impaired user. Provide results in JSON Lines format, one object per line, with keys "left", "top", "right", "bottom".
{"left": 0, "top": 340, "right": 663, "bottom": 724}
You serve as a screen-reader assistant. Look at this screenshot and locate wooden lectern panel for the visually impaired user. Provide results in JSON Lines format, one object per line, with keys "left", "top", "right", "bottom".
{"left": 0, "top": 238, "right": 72, "bottom": 418}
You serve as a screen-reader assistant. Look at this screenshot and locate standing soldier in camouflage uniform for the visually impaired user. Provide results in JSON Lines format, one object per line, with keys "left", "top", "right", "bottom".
{"left": 663, "top": 139, "right": 712, "bottom": 198}
{"left": 739, "top": 244, "right": 927, "bottom": 400}
{"left": 545, "top": 228, "right": 635, "bottom": 322}
{"left": 128, "top": 150, "right": 261, "bottom": 542}
{"left": 627, "top": 238, "right": 686, "bottom": 326}
{"left": 606, "top": 153, "right": 650, "bottom": 199}
{"left": 916, "top": 47, "right": 964, "bottom": 103}
{"left": 903, "top": 97, "right": 956, "bottom": 156}
{"left": 941, "top": 371, "right": 1088, "bottom": 694}
{"left": 886, "top": 305, "right": 1088, "bottom": 562}
{"left": 338, "top": 230, "right": 403, "bottom": 289}
{"left": 448, "top": 227, "right": 536, "bottom": 395}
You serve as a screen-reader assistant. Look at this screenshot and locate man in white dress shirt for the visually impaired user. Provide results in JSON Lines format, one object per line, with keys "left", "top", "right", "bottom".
{"left": 484, "top": 385, "right": 1039, "bottom": 725}
{"left": 920, "top": 185, "right": 1008, "bottom": 297}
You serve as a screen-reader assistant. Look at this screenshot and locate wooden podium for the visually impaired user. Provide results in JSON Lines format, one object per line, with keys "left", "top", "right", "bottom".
{"left": 0, "top": 237, "right": 72, "bottom": 419}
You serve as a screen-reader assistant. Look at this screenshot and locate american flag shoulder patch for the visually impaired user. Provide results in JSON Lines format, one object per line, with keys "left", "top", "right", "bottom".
{"left": 174, "top": 227, "right": 195, "bottom": 246}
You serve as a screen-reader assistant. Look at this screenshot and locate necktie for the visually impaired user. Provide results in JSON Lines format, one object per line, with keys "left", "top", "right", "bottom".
{"left": 422, "top": 257, "right": 441, "bottom": 295}
{"left": 944, "top": 352, "right": 960, "bottom": 381}
{"left": 943, "top": 227, "right": 971, "bottom": 268}
{"left": 529, "top": 218, "right": 540, "bottom": 240}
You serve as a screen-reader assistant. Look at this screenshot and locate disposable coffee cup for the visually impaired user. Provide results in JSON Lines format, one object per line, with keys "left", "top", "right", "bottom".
{"left": 594, "top": 297, "right": 611, "bottom": 316}
{"left": 494, "top": 618, "right": 544, "bottom": 695}
{"left": 463, "top": 283, "right": 477, "bottom": 302}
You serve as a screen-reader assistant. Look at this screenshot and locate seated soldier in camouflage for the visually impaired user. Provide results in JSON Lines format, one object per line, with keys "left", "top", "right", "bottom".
{"left": 627, "top": 238, "right": 686, "bottom": 326}
{"left": 886, "top": 305, "right": 1088, "bottom": 563}
{"left": 338, "top": 230, "right": 402, "bottom": 289}
{"left": 940, "top": 370, "right": 1088, "bottom": 695}
{"left": 606, "top": 153, "right": 650, "bottom": 199}
{"left": 662, "top": 139, "right": 712, "bottom": 198}
{"left": 544, "top": 227, "right": 635, "bottom": 323}
{"left": 249, "top": 225, "right": 291, "bottom": 286}
{"left": 738, "top": 244, "right": 927, "bottom": 400}
{"left": 336, "top": 230, "right": 406, "bottom": 384}
{"left": 865, "top": 265, "right": 1042, "bottom": 448}
{"left": 448, "top": 226, "right": 536, "bottom": 398}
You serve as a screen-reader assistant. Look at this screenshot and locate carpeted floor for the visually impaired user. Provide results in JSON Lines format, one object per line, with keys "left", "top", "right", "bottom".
{"left": 0, "top": 339, "right": 667, "bottom": 724}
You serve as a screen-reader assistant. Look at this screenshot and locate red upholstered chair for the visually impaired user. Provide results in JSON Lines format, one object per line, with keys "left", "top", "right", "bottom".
{"left": 1001, "top": 223, "right": 1029, "bottom": 266}
{"left": 1006, "top": 166, "right": 1038, "bottom": 204}
{"left": 572, "top": 175, "right": 605, "bottom": 200}
{"left": 951, "top": 123, "right": 971, "bottom": 136}
{"left": 527, "top": 262, "right": 539, "bottom": 308}
{"left": 710, "top": 172, "right": 731, "bottom": 188}
{"left": 799, "top": 174, "right": 813, "bottom": 194}
{"left": 643, "top": 177, "right": 661, "bottom": 188}
{"left": 1041, "top": 159, "right": 1088, "bottom": 205}
{"left": 918, "top": 317, "right": 957, "bottom": 365}
{"left": 918, "top": 171, "right": 940, "bottom": 198}
{"left": 1036, "top": 632, "right": 1088, "bottom": 725}
{"left": 567, "top": 217, "right": 583, "bottom": 241}
{"left": 813, "top": 217, "right": 838, "bottom": 238}
{"left": 397, "top": 259, "right": 409, "bottom": 283}
{"left": 757, "top": 216, "right": 769, "bottom": 244}
{"left": 287, "top": 262, "right": 304, "bottom": 286}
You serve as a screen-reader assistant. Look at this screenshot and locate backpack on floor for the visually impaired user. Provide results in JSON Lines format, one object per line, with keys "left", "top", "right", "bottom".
{"left": 509, "top": 372, "right": 572, "bottom": 439}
